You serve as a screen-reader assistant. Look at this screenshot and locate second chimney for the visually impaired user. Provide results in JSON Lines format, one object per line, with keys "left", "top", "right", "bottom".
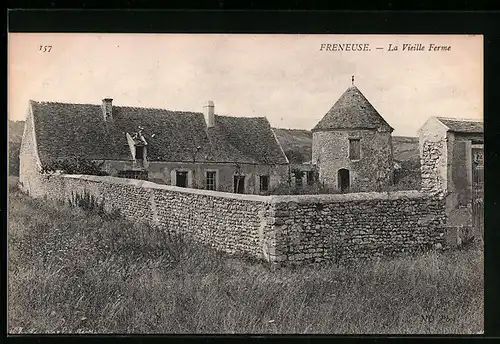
{"left": 102, "top": 98, "right": 113, "bottom": 121}
{"left": 204, "top": 100, "right": 215, "bottom": 128}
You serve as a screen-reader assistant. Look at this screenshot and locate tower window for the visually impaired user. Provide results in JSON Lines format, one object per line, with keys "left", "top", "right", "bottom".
{"left": 349, "top": 138, "right": 361, "bottom": 160}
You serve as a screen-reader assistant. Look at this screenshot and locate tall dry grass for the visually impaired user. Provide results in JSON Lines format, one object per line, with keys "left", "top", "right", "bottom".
{"left": 8, "top": 177, "right": 483, "bottom": 334}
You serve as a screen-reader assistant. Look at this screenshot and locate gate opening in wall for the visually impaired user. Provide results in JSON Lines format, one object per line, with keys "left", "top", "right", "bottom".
{"left": 472, "top": 145, "right": 484, "bottom": 239}
{"left": 338, "top": 169, "right": 350, "bottom": 193}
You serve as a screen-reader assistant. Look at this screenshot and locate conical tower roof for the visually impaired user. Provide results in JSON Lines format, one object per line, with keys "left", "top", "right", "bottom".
{"left": 312, "top": 86, "right": 393, "bottom": 132}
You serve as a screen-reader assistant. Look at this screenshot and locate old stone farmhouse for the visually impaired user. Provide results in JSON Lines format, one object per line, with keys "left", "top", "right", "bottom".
{"left": 312, "top": 85, "right": 394, "bottom": 192}
{"left": 419, "top": 117, "right": 484, "bottom": 243}
{"left": 19, "top": 99, "right": 290, "bottom": 195}
{"left": 16, "top": 85, "right": 483, "bottom": 263}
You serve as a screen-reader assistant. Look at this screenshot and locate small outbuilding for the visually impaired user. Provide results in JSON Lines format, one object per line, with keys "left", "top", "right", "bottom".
{"left": 419, "top": 116, "right": 484, "bottom": 244}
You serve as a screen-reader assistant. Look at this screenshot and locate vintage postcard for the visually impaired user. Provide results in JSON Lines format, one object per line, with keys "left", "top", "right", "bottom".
{"left": 8, "top": 33, "right": 483, "bottom": 334}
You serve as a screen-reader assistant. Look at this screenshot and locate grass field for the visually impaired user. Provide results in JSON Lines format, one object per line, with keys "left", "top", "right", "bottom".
{"left": 8, "top": 177, "right": 483, "bottom": 334}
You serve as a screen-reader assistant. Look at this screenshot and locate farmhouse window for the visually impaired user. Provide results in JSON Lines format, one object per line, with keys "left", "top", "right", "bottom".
{"left": 349, "top": 138, "right": 361, "bottom": 160}
{"left": 260, "top": 175, "right": 269, "bottom": 192}
{"left": 206, "top": 171, "right": 217, "bottom": 190}
{"left": 176, "top": 171, "right": 188, "bottom": 187}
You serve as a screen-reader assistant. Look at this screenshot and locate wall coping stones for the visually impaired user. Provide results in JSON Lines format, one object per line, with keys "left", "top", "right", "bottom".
{"left": 267, "top": 190, "right": 432, "bottom": 204}
{"left": 61, "top": 174, "right": 270, "bottom": 202}
{"left": 61, "top": 175, "right": 434, "bottom": 204}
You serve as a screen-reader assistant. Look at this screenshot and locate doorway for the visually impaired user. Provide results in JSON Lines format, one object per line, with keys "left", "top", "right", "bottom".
{"left": 234, "top": 175, "right": 245, "bottom": 194}
{"left": 471, "top": 146, "right": 484, "bottom": 239}
{"left": 338, "top": 169, "right": 350, "bottom": 193}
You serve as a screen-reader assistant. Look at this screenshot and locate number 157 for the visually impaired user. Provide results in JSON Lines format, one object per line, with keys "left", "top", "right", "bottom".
{"left": 39, "top": 45, "right": 52, "bottom": 52}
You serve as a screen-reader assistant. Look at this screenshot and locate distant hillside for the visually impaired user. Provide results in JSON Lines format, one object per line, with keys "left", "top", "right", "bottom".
{"left": 9, "top": 120, "right": 25, "bottom": 143}
{"left": 273, "top": 128, "right": 313, "bottom": 163}
{"left": 392, "top": 136, "right": 419, "bottom": 164}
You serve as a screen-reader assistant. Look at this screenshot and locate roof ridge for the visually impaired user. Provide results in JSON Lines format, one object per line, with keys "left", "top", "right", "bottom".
{"left": 29, "top": 100, "right": 270, "bottom": 120}
{"left": 215, "top": 114, "right": 268, "bottom": 120}
{"left": 115, "top": 105, "right": 204, "bottom": 114}
{"left": 29, "top": 99, "right": 204, "bottom": 114}
{"left": 436, "top": 116, "right": 483, "bottom": 123}
{"left": 273, "top": 127, "right": 311, "bottom": 132}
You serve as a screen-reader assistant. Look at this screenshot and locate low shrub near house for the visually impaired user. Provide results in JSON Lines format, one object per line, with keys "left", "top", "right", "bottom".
{"left": 269, "top": 181, "right": 338, "bottom": 195}
{"left": 41, "top": 157, "right": 108, "bottom": 176}
{"left": 8, "top": 179, "right": 483, "bottom": 334}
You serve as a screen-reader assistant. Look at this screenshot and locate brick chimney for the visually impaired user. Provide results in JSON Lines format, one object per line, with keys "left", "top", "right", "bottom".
{"left": 102, "top": 98, "right": 113, "bottom": 121}
{"left": 204, "top": 100, "right": 215, "bottom": 128}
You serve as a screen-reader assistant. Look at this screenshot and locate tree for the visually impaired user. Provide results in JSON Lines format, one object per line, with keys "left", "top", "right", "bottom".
{"left": 284, "top": 149, "right": 305, "bottom": 164}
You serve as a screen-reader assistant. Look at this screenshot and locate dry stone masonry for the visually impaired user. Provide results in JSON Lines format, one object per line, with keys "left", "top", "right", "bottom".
{"left": 268, "top": 192, "right": 446, "bottom": 263}
{"left": 21, "top": 173, "right": 447, "bottom": 264}
{"left": 420, "top": 140, "right": 446, "bottom": 195}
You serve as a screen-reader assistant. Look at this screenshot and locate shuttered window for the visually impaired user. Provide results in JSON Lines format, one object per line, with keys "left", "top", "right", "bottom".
{"left": 349, "top": 139, "right": 361, "bottom": 160}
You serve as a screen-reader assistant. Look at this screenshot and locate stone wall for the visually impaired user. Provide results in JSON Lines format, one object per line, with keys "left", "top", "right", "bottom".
{"left": 420, "top": 140, "right": 447, "bottom": 195}
{"left": 419, "top": 117, "right": 448, "bottom": 195}
{"left": 26, "top": 173, "right": 275, "bottom": 259}
{"left": 20, "top": 171, "right": 446, "bottom": 264}
{"left": 267, "top": 192, "right": 446, "bottom": 263}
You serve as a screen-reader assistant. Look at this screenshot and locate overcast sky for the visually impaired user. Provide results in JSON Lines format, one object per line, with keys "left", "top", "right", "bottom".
{"left": 8, "top": 34, "right": 482, "bottom": 136}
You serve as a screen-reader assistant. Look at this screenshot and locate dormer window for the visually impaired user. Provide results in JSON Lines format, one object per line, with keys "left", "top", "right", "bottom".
{"left": 349, "top": 138, "right": 361, "bottom": 160}
{"left": 135, "top": 145, "right": 144, "bottom": 167}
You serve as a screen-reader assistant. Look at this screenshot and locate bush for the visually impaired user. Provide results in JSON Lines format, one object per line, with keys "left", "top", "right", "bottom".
{"left": 41, "top": 157, "right": 108, "bottom": 176}
{"left": 269, "top": 181, "right": 338, "bottom": 195}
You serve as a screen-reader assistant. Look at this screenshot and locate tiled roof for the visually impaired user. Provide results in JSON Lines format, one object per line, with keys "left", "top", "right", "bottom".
{"left": 436, "top": 117, "right": 483, "bottom": 134}
{"left": 312, "top": 86, "right": 393, "bottom": 132}
{"left": 30, "top": 100, "right": 288, "bottom": 165}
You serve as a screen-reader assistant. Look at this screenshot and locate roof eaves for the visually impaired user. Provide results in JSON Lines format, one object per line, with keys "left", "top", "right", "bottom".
{"left": 430, "top": 116, "right": 451, "bottom": 131}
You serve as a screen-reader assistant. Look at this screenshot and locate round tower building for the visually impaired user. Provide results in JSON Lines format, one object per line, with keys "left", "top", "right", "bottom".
{"left": 311, "top": 83, "right": 394, "bottom": 192}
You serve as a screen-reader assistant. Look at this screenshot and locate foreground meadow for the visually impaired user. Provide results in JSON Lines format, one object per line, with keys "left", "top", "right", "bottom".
{"left": 8, "top": 178, "right": 483, "bottom": 334}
